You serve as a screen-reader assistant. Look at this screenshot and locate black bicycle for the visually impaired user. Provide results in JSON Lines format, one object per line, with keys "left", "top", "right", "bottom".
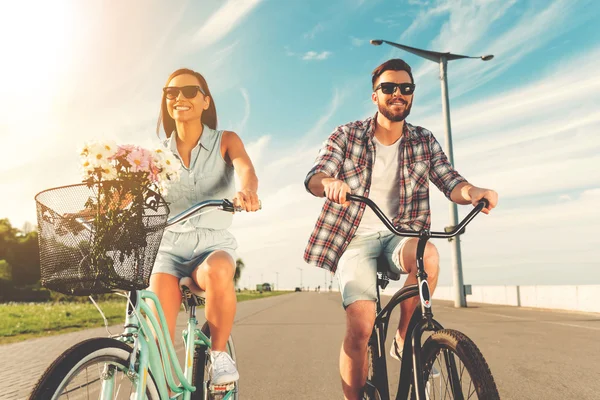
{"left": 344, "top": 194, "right": 500, "bottom": 400}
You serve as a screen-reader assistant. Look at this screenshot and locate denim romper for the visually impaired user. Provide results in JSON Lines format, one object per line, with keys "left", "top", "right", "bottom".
{"left": 152, "top": 125, "right": 238, "bottom": 278}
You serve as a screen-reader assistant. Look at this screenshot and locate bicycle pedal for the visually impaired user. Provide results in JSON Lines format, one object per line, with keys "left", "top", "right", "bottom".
{"left": 209, "top": 382, "right": 235, "bottom": 393}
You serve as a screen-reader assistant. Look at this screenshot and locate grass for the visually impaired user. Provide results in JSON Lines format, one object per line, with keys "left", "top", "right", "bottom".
{"left": 0, "top": 290, "right": 288, "bottom": 344}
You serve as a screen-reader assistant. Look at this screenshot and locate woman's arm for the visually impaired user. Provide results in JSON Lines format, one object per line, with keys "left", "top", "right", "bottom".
{"left": 222, "top": 131, "right": 260, "bottom": 211}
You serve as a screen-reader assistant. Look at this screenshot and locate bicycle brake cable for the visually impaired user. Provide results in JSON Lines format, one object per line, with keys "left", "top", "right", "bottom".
{"left": 89, "top": 295, "right": 114, "bottom": 337}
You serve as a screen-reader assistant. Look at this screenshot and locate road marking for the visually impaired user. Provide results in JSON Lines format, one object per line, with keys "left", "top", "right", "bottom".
{"left": 452, "top": 308, "right": 600, "bottom": 331}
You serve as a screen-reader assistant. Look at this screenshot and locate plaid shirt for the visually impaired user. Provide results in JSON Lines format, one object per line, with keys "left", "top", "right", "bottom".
{"left": 303, "top": 113, "right": 466, "bottom": 273}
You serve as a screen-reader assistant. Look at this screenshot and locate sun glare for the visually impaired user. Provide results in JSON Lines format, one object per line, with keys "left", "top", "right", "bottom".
{"left": 0, "top": 1, "right": 73, "bottom": 104}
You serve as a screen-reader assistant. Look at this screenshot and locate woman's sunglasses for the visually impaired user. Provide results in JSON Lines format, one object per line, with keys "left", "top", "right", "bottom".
{"left": 163, "top": 85, "right": 206, "bottom": 100}
{"left": 374, "top": 82, "right": 416, "bottom": 96}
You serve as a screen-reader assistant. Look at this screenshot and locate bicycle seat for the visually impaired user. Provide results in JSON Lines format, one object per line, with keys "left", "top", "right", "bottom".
{"left": 376, "top": 255, "right": 401, "bottom": 281}
{"left": 179, "top": 277, "right": 206, "bottom": 309}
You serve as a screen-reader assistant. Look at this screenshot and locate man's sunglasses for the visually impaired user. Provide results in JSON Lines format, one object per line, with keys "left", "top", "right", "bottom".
{"left": 163, "top": 85, "right": 206, "bottom": 100}
{"left": 374, "top": 82, "right": 416, "bottom": 96}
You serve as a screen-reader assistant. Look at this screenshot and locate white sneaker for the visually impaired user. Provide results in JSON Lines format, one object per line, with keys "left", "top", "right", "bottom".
{"left": 210, "top": 351, "right": 239, "bottom": 386}
{"left": 390, "top": 337, "right": 440, "bottom": 378}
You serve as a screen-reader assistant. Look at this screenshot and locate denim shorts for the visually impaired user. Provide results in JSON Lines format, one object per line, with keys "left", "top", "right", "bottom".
{"left": 152, "top": 228, "right": 238, "bottom": 279}
{"left": 337, "top": 231, "right": 409, "bottom": 308}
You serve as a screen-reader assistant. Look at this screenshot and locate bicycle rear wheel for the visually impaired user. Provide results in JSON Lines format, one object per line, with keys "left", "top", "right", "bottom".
{"left": 192, "top": 322, "right": 239, "bottom": 400}
{"left": 29, "top": 337, "right": 159, "bottom": 399}
{"left": 419, "top": 329, "right": 499, "bottom": 399}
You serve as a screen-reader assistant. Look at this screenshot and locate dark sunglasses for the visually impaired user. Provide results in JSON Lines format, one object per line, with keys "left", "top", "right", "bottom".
{"left": 163, "top": 85, "right": 206, "bottom": 100}
{"left": 374, "top": 82, "right": 416, "bottom": 96}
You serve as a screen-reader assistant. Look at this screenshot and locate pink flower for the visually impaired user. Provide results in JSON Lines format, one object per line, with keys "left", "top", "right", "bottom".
{"left": 126, "top": 148, "right": 151, "bottom": 173}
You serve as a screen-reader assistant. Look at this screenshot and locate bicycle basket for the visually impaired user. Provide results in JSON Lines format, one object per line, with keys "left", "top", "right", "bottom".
{"left": 34, "top": 182, "right": 170, "bottom": 295}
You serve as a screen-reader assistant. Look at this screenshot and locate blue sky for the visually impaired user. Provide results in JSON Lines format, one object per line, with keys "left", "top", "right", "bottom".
{"left": 1, "top": 0, "right": 599, "bottom": 290}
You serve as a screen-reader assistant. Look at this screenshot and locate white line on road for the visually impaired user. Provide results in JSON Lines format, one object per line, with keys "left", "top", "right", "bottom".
{"left": 446, "top": 307, "right": 600, "bottom": 331}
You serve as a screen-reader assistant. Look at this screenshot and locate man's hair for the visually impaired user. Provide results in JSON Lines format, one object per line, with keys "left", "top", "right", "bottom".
{"left": 371, "top": 59, "right": 414, "bottom": 88}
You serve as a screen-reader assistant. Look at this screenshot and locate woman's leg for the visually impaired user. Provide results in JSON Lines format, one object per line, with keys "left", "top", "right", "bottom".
{"left": 148, "top": 273, "right": 183, "bottom": 343}
{"left": 192, "top": 250, "right": 236, "bottom": 352}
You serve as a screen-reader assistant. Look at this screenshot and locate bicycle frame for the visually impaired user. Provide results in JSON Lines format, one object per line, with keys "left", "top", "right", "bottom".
{"left": 97, "top": 289, "right": 235, "bottom": 400}
{"left": 346, "top": 194, "right": 488, "bottom": 400}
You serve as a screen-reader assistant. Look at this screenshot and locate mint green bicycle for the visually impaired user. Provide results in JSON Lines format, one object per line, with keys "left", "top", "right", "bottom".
{"left": 31, "top": 183, "right": 243, "bottom": 399}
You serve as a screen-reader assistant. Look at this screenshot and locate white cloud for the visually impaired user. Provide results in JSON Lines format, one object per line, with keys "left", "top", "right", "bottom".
{"left": 232, "top": 44, "right": 600, "bottom": 289}
{"left": 191, "top": 0, "right": 263, "bottom": 50}
{"left": 303, "top": 23, "right": 324, "bottom": 39}
{"left": 350, "top": 36, "right": 365, "bottom": 47}
{"left": 302, "top": 51, "right": 332, "bottom": 60}
{"left": 285, "top": 48, "right": 332, "bottom": 60}
{"left": 236, "top": 88, "right": 251, "bottom": 134}
{"left": 302, "top": 89, "right": 343, "bottom": 143}
{"left": 209, "top": 40, "right": 240, "bottom": 70}
{"left": 395, "top": 0, "right": 583, "bottom": 101}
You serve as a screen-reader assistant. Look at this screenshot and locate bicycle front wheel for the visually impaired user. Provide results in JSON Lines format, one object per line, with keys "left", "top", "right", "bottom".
{"left": 364, "top": 343, "right": 382, "bottom": 400}
{"left": 29, "top": 337, "right": 159, "bottom": 400}
{"left": 192, "top": 322, "right": 239, "bottom": 400}
{"left": 420, "top": 329, "right": 500, "bottom": 399}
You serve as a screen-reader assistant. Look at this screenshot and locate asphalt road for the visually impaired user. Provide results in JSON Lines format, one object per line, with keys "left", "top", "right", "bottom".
{"left": 2, "top": 291, "right": 599, "bottom": 399}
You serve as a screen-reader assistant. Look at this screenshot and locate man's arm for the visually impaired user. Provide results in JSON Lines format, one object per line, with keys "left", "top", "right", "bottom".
{"left": 428, "top": 133, "right": 498, "bottom": 214}
{"left": 450, "top": 182, "right": 498, "bottom": 214}
{"left": 304, "top": 127, "right": 350, "bottom": 204}
{"left": 307, "top": 172, "right": 352, "bottom": 206}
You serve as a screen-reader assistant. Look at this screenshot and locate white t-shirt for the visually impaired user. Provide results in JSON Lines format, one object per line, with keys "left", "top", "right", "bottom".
{"left": 355, "top": 135, "right": 401, "bottom": 236}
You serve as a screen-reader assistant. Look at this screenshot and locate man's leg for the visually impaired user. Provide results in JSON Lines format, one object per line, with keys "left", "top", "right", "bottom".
{"left": 395, "top": 239, "right": 439, "bottom": 346}
{"left": 340, "top": 300, "right": 377, "bottom": 400}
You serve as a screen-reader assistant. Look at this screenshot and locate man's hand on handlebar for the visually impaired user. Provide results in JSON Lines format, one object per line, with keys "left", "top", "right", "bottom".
{"left": 323, "top": 178, "right": 352, "bottom": 207}
{"left": 467, "top": 187, "right": 498, "bottom": 215}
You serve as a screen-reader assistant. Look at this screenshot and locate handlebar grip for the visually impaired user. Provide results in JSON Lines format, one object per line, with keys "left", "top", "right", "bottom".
{"left": 478, "top": 198, "right": 489, "bottom": 210}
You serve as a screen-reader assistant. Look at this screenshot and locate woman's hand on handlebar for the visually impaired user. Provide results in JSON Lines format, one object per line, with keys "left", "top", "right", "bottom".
{"left": 233, "top": 190, "right": 261, "bottom": 212}
{"left": 468, "top": 187, "right": 498, "bottom": 215}
{"left": 323, "top": 178, "right": 352, "bottom": 207}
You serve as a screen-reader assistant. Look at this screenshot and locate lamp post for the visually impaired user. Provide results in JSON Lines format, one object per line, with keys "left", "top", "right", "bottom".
{"left": 370, "top": 39, "right": 493, "bottom": 308}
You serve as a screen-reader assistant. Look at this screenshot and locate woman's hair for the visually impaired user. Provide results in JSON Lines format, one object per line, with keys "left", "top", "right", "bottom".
{"left": 156, "top": 68, "right": 218, "bottom": 138}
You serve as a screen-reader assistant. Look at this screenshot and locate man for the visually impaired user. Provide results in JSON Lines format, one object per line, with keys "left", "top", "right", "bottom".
{"left": 303, "top": 59, "right": 498, "bottom": 400}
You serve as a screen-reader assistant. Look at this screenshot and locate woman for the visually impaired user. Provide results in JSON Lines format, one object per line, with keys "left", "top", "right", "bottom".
{"left": 151, "top": 68, "right": 260, "bottom": 386}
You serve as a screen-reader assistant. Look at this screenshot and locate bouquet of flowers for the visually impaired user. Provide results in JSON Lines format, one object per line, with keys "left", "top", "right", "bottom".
{"left": 80, "top": 140, "right": 180, "bottom": 196}
{"left": 73, "top": 141, "right": 181, "bottom": 288}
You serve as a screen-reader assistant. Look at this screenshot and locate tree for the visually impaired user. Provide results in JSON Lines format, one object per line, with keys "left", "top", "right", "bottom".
{"left": 234, "top": 258, "right": 245, "bottom": 287}
{"left": 7, "top": 231, "right": 40, "bottom": 286}
{"left": 0, "top": 219, "right": 18, "bottom": 260}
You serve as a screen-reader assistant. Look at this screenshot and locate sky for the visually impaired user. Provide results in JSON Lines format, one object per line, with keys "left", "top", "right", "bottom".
{"left": 1, "top": 0, "right": 599, "bottom": 292}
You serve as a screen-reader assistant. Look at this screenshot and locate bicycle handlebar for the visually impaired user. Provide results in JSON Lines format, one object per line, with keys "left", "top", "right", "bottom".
{"left": 166, "top": 198, "right": 262, "bottom": 227}
{"left": 70, "top": 199, "right": 261, "bottom": 233}
{"left": 345, "top": 193, "right": 488, "bottom": 239}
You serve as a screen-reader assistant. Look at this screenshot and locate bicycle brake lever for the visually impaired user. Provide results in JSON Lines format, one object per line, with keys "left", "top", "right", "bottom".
{"left": 222, "top": 199, "right": 235, "bottom": 213}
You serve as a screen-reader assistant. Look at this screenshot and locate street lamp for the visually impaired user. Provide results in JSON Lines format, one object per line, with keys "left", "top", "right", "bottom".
{"left": 370, "top": 39, "right": 493, "bottom": 308}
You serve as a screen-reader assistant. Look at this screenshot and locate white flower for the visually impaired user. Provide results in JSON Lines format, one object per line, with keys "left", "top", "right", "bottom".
{"left": 86, "top": 141, "right": 117, "bottom": 166}
{"left": 99, "top": 163, "right": 118, "bottom": 180}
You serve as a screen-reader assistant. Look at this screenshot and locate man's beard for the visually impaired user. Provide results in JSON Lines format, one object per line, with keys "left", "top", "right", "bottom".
{"left": 378, "top": 99, "right": 412, "bottom": 122}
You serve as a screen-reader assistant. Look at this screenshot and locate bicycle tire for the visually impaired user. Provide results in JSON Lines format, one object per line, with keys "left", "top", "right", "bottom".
{"left": 29, "top": 337, "right": 159, "bottom": 399}
{"left": 192, "top": 322, "right": 239, "bottom": 400}
{"left": 364, "top": 343, "right": 382, "bottom": 400}
{"left": 420, "top": 329, "right": 500, "bottom": 399}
